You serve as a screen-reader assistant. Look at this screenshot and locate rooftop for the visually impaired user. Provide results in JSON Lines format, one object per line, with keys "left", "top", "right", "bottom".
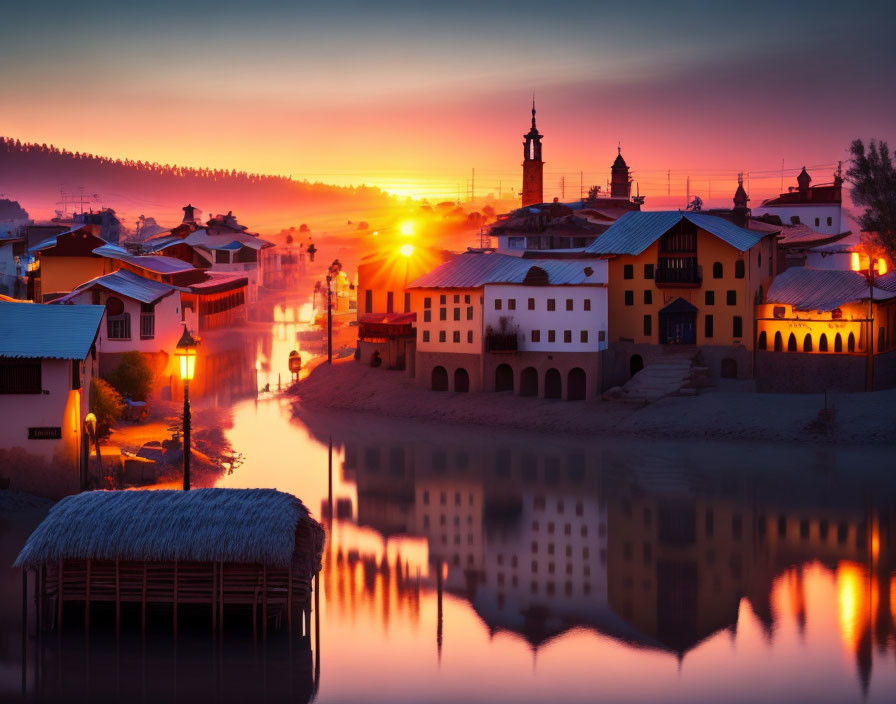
{"left": 0, "top": 300, "right": 104, "bottom": 359}
{"left": 585, "top": 211, "right": 770, "bottom": 255}
{"left": 767, "top": 267, "right": 896, "bottom": 312}
{"left": 54, "top": 269, "right": 177, "bottom": 305}
{"left": 15, "top": 488, "right": 325, "bottom": 570}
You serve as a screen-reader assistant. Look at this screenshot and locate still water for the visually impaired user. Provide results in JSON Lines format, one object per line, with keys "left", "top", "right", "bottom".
{"left": 4, "top": 298, "right": 896, "bottom": 703}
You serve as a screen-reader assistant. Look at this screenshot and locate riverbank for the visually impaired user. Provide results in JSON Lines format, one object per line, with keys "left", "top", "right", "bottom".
{"left": 290, "top": 358, "right": 896, "bottom": 445}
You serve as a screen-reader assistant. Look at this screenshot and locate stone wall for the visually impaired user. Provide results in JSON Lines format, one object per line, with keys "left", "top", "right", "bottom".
{"left": 755, "top": 349, "right": 896, "bottom": 393}
{"left": 415, "top": 351, "right": 483, "bottom": 392}
{"left": 482, "top": 350, "right": 601, "bottom": 400}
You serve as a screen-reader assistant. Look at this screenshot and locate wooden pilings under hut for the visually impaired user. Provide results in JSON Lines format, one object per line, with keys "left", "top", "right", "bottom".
{"left": 14, "top": 488, "right": 325, "bottom": 640}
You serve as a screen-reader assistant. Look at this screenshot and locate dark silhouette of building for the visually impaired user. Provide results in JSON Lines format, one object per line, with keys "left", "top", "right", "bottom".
{"left": 521, "top": 100, "right": 544, "bottom": 207}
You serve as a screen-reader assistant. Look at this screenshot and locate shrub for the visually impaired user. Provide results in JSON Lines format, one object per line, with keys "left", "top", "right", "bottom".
{"left": 106, "top": 351, "right": 154, "bottom": 401}
{"left": 89, "top": 378, "right": 124, "bottom": 438}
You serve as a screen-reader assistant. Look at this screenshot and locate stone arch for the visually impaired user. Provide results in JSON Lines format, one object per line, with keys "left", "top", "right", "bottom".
{"left": 834, "top": 333, "right": 843, "bottom": 352}
{"left": 454, "top": 368, "right": 470, "bottom": 392}
{"left": 819, "top": 333, "right": 828, "bottom": 352}
{"left": 757, "top": 331, "right": 767, "bottom": 350}
{"left": 432, "top": 366, "right": 448, "bottom": 391}
{"left": 721, "top": 358, "right": 738, "bottom": 378}
{"left": 787, "top": 333, "right": 797, "bottom": 352}
{"left": 774, "top": 331, "right": 783, "bottom": 351}
{"left": 629, "top": 354, "right": 644, "bottom": 378}
{"left": 495, "top": 363, "right": 513, "bottom": 392}
{"left": 520, "top": 367, "right": 538, "bottom": 397}
{"left": 567, "top": 368, "right": 586, "bottom": 401}
{"left": 803, "top": 333, "right": 813, "bottom": 352}
{"left": 848, "top": 332, "right": 856, "bottom": 352}
{"left": 544, "top": 368, "right": 562, "bottom": 399}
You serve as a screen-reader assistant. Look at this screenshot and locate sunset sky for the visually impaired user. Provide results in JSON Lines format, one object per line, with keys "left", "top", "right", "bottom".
{"left": 3, "top": 0, "right": 895, "bottom": 204}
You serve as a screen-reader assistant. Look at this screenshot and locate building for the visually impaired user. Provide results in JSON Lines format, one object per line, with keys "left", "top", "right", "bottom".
{"left": 0, "top": 229, "right": 27, "bottom": 297}
{"left": 753, "top": 166, "right": 846, "bottom": 235}
{"left": 521, "top": 100, "right": 544, "bottom": 207}
{"left": 584, "top": 211, "right": 778, "bottom": 383}
{"left": 407, "top": 251, "right": 609, "bottom": 399}
{"left": 754, "top": 267, "right": 896, "bottom": 392}
{"left": 0, "top": 300, "right": 103, "bottom": 498}
{"left": 53, "top": 269, "right": 184, "bottom": 379}
{"left": 73, "top": 207, "right": 124, "bottom": 244}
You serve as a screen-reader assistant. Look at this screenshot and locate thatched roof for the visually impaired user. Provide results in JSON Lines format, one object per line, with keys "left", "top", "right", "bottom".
{"left": 14, "top": 489, "right": 324, "bottom": 570}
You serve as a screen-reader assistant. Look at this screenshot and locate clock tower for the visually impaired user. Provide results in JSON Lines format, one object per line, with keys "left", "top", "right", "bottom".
{"left": 521, "top": 100, "right": 544, "bottom": 206}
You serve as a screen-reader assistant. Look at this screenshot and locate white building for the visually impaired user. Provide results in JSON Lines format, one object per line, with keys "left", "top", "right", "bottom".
{"left": 407, "top": 251, "right": 609, "bottom": 399}
{"left": 0, "top": 301, "right": 103, "bottom": 498}
{"left": 752, "top": 166, "right": 847, "bottom": 236}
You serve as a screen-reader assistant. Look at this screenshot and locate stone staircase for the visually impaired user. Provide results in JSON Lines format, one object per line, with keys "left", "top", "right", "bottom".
{"left": 612, "top": 351, "right": 702, "bottom": 402}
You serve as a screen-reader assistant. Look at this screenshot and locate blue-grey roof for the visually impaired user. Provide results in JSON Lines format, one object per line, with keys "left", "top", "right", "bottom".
{"left": 767, "top": 267, "right": 896, "bottom": 312}
{"left": 120, "top": 255, "right": 196, "bottom": 274}
{"left": 54, "top": 269, "right": 177, "bottom": 305}
{"left": 585, "top": 211, "right": 770, "bottom": 255}
{"left": 0, "top": 301, "right": 104, "bottom": 359}
{"left": 92, "top": 243, "right": 130, "bottom": 258}
{"left": 407, "top": 252, "right": 606, "bottom": 289}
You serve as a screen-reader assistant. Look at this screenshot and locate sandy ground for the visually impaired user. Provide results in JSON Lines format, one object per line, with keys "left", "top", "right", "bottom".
{"left": 290, "top": 358, "right": 896, "bottom": 446}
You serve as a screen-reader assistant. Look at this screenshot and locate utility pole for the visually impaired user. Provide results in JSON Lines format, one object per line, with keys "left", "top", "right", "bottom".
{"left": 580, "top": 171, "right": 583, "bottom": 200}
{"left": 667, "top": 169, "right": 671, "bottom": 196}
{"left": 471, "top": 168, "right": 475, "bottom": 203}
{"left": 686, "top": 176, "right": 690, "bottom": 209}
{"left": 780, "top": 159, "right": 785, "bottom": 192}
{"left": 560, "top": 176, "right": 565, "bottom": 200}
{"left": 326, "top": 273, "right": 333, "bottom": 363}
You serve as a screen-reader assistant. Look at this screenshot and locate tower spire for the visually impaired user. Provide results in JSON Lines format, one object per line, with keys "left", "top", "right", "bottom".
{"left": 531, "top": 95, "right": 537, "bottom": 128}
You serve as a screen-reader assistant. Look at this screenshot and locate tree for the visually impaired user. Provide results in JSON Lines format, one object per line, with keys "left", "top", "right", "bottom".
{"left": 89, "top": 378, "right": 124, "bottom": 438}
{"left": 847, "top": 139, "right": 896, "bottom": 261}
{"left": 106, "top": 351, "right": 154, "bottom": 401}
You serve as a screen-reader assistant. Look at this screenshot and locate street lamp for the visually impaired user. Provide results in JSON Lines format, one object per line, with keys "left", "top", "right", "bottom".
{"left": 851, "top": 252, "right": 887, "bottom": 391}
{"left": 83, "top": 412, "right": 97, "bottom": 491}
{"left": 174, "top": 326, "right": 198, "bottom": 490}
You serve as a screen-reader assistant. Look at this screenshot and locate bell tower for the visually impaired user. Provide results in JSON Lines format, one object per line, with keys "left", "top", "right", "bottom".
{"left": 610, "top": 145, "right": 631, "bottom": 199}
{"left": 521, "top": 99, "right": 544, "bottom": 206}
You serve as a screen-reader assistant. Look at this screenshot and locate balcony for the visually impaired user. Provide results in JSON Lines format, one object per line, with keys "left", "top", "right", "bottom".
{"left": 656, "top": 257, "right": 701, "bottom": 287}
{"left": 485, "top": 332, "right": 518, "bottom": 353}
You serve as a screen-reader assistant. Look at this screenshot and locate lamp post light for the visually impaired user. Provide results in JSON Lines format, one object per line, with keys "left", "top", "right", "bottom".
{"left": 851, "top": 252, "right": 888, "bottom": 392}
{"left": 175, "top": 326, "right": 198, "bottom": 490}
{"left": 83, "top": 412, "right": 97, "bottom": 491}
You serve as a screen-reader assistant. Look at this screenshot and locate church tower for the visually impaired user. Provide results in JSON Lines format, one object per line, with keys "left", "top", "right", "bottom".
{"left": 610, "top": 146, "right": 632, "bottom": 199}
{"left": 521, "top": 100, "right": 544, "bottom": 206}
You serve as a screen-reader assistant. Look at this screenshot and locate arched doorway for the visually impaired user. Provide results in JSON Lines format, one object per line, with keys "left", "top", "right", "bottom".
{"left": 803, "top": 333, "right": 813, "bottom": 352}
{"left": 819, "top": 334, "right": 828, "bottom": 352}
{"left": 834, "top": 333, "right": 843, "bottom": 352}
{"left": 757, "top": 331, "right": 767, "bottom": 350}
{"left": 629, "top": 354, "right": 644, "bottom": 378}
{"left": 787, "top": 333, "right": 797, "bottom": 352}
{"left": 544, "top": 368, "right": 561, "bottom": 399}
{"left": 848, "top": 332, "right": 856, "bottom": 352}
{"left": 520, "top": 367, "right": 538, "bottom": 397}
{"left": 774, "top": 332, "right": 783, "bottom": 351}
{"left": 454, "top": 368, "right": 470, "bottom": 392}
{"left": 432, "top": 366, "right": 448, "bottom": 391}
{"left": 495, "top": 364, "right": 513, "bottom": 392}
{"left": 567, "top": 368, "right": 586, "bottom": 400}
{"left": 721, "top": 358, "right": 737, "bottom": 379}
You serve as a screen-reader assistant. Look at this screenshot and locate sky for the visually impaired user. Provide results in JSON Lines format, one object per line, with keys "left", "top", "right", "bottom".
{"left": 2, "top": 0, "right": 895, "bottom": 204}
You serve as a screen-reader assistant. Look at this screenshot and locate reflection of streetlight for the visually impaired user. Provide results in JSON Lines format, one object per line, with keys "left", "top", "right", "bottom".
{"left": 174, "top": 326, "right": 197, "bottom": 491}
{"left": 851, "top": 253, "right": 887, "bottom": 391}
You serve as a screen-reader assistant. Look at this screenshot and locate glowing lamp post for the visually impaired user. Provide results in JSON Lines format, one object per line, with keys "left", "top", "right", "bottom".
{"left": 83, "top": 412, "right": 97, "bottom": 491}
{"left": 175, "top": 326, "right": 198, "bottom": 490}
{"left": 851, "top": 253, "right": 887, "bottom": 391}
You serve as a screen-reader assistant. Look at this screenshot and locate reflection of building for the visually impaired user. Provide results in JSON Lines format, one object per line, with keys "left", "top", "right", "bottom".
{"left": 415, "top": 477, "right": 485, "bottom": 577}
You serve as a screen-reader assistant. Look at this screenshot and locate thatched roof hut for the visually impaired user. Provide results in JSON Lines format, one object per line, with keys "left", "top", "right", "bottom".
{"left": 16, "top": 488, "right": 325, "bottom": 637}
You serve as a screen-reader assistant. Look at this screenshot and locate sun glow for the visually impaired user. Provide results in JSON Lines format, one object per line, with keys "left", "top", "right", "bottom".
{"left": 399, "top": 244, "right": 415, "bottom": 257}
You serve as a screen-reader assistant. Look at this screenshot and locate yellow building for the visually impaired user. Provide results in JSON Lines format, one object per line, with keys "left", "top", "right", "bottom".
{"left": 585, "top": 211, "right": 777, "bottom": 382}
{"left": 28, "top": 225, "right": 120, "bottom": 301}
{"left": 755, "top": 266, "right": 896, "bottom": 392}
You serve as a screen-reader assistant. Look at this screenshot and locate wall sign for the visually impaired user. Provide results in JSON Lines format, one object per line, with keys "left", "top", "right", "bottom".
{"left": 28, "top": 427, "right": 62, "bottom": 440}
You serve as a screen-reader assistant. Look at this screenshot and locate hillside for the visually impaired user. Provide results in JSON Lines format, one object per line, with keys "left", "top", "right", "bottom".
{"left": 0, "top": 137, "right": 396, "bottom": 229}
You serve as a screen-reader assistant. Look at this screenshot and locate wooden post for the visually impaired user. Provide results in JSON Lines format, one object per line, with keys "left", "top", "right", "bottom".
{"left": 85, "top": 559, "right": 91, "bottom": 635}
{"left": 141, "top": 563, "right": 147, "bottom": 637}
{"left": 57, "top": 560, "right": 63, "bottom": 634}
{"left": 173, "top": 560, "right": 178, "bottom": 641}
{"left": 262, "top": 565, "right": 268, "bottom": 641}
{"left": 115, "top": 559, "right": 120, "bottom": 638}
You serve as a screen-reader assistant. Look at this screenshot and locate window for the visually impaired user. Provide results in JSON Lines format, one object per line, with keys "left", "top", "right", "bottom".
{"left": 424, "top": 310, "right": 431, "bottom": 322}
{"left": 735, "top": 260, "right": 745, "bottom": 278}
{"left": 439, "top": 331, "right": 446, "bottom": 343}
{"left": 0, "top": 358, "right": 42, "bottom": 394}
{"left": 580, "top": 330, "right": 588, "bottom": 343}
{"left": 815, "top": 217, "right": 820, "bottom": 227}
{"left": 508, "top": 299, "right": 516, "bottom": 310}
{"left": 547, "top": 299, "right": 556, "bottom": 311}
{"left": 139, "top": 303, "right": 155, "bottom": 340}
{"left": 643, "top": 315, "right": 652, "bottom": 336}
{"left": 726, "top": 290, "right": 736, "bottom": 306}
{"left": 705, "top": 314, "right": 714, "bottom": 338}
{"left": 531, "top": 330, "right": 541, "bottom": 342}
{"left": 440, "top": 308, "right": 446, "bottom": 321}
{"left": 424, "top": 297, "right": 431, "bottom": 309}
{"left": 464, "top": 294, "right": 470, "bottom": 304}
{"left": 466, "top": 307, "right": 473, "bottom": 320}
{"left": 566, "top": 299, "right": 573, "bottom": 311}
{"left": 548, "top": 330, "right": 556, "bottom": 343}
{"left": 453, "top": 308, "right": 460, "bottom": 321}
{"left": 705, "top": 291, "right": 714, "bottom": 305}
{"left": 453, "top": 294, "right": 460, "bottom": 303}
{"left": 624, "top": 264, "right": 634, "bottom": 279}
{"left": 564, "top": 330, "right": 572, "bottom": 343}
{"left": 453, "top": 331, "right": 460, "bottom": 343}
{"left": 624, "top": 290, "right": 634, "bottom": 306}
{"left": 71, "top": 360, "right": 80, "bottom": 390}
{"left": 584, "top": 299, "right": 591, "bottom": 311}
{"left": 528, "top": 298, "right": 535, "bottom": 310}
{"left": 365, "top": 290, "right": 373, "bottom": 313}
{"left": 644, "top": 263, "right": 654, "bottom": 279}
{"left": 440, "top": 295, "right": 446, "bottom": 305}
{"left": 404, "top": 292, "right": 410, "bottom": 313}
{"left": 644, "top": 290, "right": 652, "bottom": 305}
{"left": 827, "top": 216, "right": 833, "bottom": 227}
{"left": 713, "top": 262, "right": 723, "bottom": 279}
{"left": 422, "top": 330, "right": 430, "bottom": 342}
{"left": 733, "top": 316, "right": 743, "bottom": 338}
{"left": 790, "top": 215, "right": 801, "bottom": 225}
{"left": 788, "top": 333, "right": 797, "bottom": 351}
{"left": 803, "top": 333, "right": 812, "bottom": 351}
{"left": 386, "top": 291, "right": 394, "bottom": 313}
{"left": 107, "top": 312, "right": 131, "bottom": 340}
{"left": 467, "top": 330, "right": 473, "bottom": 343}
{"left": 495, "top": 299, "right": 502, "bottom": 310}
{"left": 215, "top": 250, "right": 230, "bottom": 264}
